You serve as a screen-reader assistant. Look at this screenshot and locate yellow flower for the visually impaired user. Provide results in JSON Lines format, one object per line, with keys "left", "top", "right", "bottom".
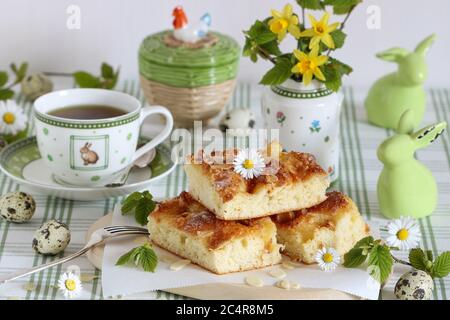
{"left": 268, "top": 4, "right": 301, "bottom": 42}
{"left": 291, "top": 46, "right": 328, "bottom": 85}
{"left": 300, "top": 12, "right": 340, "bottom": 49}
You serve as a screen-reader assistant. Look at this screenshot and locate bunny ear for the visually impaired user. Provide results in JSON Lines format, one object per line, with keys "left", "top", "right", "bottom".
{"left": 415, "top": 33, "right": 436, "bottom": 56}
{"left": 84, "top": 142, "right": 89, "bottom": 147}
{"left": 376, "top": 47, "right": 409, "bottom": 62}
{"left": 412, "top": 121, "right": 447, "bottom": 149}
{"left": 397, "top": 110, "right": 415, "bottom": 134}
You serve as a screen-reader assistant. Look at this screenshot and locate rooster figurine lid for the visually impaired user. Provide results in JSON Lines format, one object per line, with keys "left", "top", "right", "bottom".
{"left": 172, "top": 6, "right": 211, "bottom": 43}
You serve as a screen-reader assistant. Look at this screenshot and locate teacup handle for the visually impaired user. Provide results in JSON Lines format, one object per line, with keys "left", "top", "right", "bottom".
{"left": 132, "top": 106, "right": 173, "bottom": 162}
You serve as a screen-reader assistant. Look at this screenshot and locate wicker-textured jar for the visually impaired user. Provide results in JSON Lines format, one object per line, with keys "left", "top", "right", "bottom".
{"left": 139, "top": 31, "right": 240, "bottom": 127}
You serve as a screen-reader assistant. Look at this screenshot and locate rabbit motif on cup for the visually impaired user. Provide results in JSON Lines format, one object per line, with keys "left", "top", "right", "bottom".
{"left": 80, "top": 142, "right": 99, "bottom": 165}
{"left": 365, "top": 34, "right": 436, "bottom": 129}
{"left": 377, "top": 110, "right": 446, "bottom": 219}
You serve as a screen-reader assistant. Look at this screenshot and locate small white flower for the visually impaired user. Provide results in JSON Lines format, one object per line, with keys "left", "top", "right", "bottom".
{"left": 386, "top": 217, "right": 420, "bottom": 250}
{"left": 58, "top": 272, "right": 83, "bottom": 299}
{"left": 0, "top": 100, "right": 27, "bottom": 135}
{"left": 315, "top": 247, "right": 340, "bottom": 272}
{"left": 233, "top": 149, "right": 265, "bottom": 179}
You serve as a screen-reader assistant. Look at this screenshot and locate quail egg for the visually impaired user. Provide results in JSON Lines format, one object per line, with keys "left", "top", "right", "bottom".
{"left": 21, "top": 73, "right": 53, "bottom": 101}
{"left": 394, "top": 270, "right": 434, "bottom": 300}
{"left": 219, "top": 108, "right": 256, "bottom": 136}
{"left": 0, "top": 191, "right": 36, "bottom": 223}
{"left": 32, "top": 219, "right": 71, "bottom": 255}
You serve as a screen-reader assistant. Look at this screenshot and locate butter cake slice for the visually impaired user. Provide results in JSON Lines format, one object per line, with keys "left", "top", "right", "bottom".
{"left": 147, "top": 192, "right": 282, "bottom": 274}
{"left": 273, "top": 192, "right": 370, "bottom": 264}
{"left": 184, "top": 143, "right": 330, "bottom": 220}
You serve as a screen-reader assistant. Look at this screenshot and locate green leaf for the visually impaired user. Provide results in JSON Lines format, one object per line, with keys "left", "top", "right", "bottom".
{"left": 121, "top": 190, "right": 157, "bottom": 226}
{"left": 121, "top": 191, "right": 142, "bottom": 214}
{"left": 260, "top": 40, "right": 282, "bottom": 56}
{"left": 255, "top": 32, "right": 277, "bottom": 45}
{"left": 260, "top": 57, "right": 293, "bottom": 85}
{"left": 431, "top": 252, "right": 450, "bottom": 278}
{"left": 409, "top": 248, "right": 428, "bottom": 272}
{"left": 330, "top": 29, "right": 346, "bottom": 49}
{"left": 323, "top": 0, "right": 361, "bottom": 14}
{"left": 246, "top": 20, "right": 269, "bottom": 39}
{"left": 0, "top": 89, "right": 14, "bottom": 100}
{"left": 101, "top": 63, "right": 114, "bottom": 79}
{"left": 331, "top": 58, "right": 353, "bottom": 75}
{"left": 296, "top": 0, "right": 324, "bottom": 10}
{"left": 322, "top": 63, "right": 341, "bottom": 92}
{"left": 367, "top": 244, "right": 394, "bottom": 283}
{"left": 343, "top": 247, "right": 367, "bottom": 267}
{"left": 115, "top": 247, "right": 137, "bottom": 266}
{"left": 73, "top": 71, "right": 101, "bottom": 88}
{"left": 0, "top": 72, "right": 8, "bottom": 87}
{"left": 135, "top": 196, "right": 155, "bottom": 226}
{"left": 116, "top": 244, "right": 158, "bottom": 272}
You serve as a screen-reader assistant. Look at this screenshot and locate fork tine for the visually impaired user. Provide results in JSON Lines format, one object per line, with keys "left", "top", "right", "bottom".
{"left": 104, "top": 225, "right": 147, "bottom": 232}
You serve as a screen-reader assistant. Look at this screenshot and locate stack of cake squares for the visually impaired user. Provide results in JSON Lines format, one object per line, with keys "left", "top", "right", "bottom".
{"left": 147, "top": 142, "right": 369, "bottom": 274}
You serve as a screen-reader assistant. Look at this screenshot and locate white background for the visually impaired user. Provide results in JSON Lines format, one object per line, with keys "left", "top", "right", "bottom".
{"left": 0, "top": 0, "right": 449, "bottom": 88}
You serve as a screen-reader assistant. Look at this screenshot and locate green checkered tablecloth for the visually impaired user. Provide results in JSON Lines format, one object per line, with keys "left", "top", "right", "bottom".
{"left": 0, "top": 79, "right": 449, "bottom": 300}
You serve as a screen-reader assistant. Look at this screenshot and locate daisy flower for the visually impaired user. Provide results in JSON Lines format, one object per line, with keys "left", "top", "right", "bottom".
{"left": 386, "top": 217, "right": 420, "bottom": 250}
{"left": 58, "top": 272, "right": 83, "bottom": 299}
{"left": 315, "top": 247, "right": 340, "bottom": 272}
{"left": 233, "top": 149, "right": 265, "bottom": 179}
{"left": 0, "top": 100, "right": 27, "bottom": 136}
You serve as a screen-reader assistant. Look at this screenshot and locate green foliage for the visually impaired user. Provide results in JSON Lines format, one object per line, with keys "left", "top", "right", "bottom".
{"left": 367, "top": 243, "right": 394, "bottom": 283}
{"left": 323, "top": 0, "right": 362, "bottom": 14}
{"left": 296, "top": 0, "right": 324, "bottom": 10}
{"left": 116, "top": 243, "right": 158, "bottom": 272}
{"left": 0, "top": 62, "right": 28, "bottom": 101}
{"left": 343, "top": 236, "right": 374, "bottom": 267}
{"left": 121, "top": 190, "right": 156, "bottom": 226}
{"left": 260, "top": 57, "right": 293, "bottom": 85}
{"left": 320, "top": 58, "right": 352, "bottom": 92}
{"left": 409, "top": 248, "right": 450, "bottom": 279}
{"left": 330, "top": 29, "right": 347, "bottom": 49}
{"left": 431, "top": 252, "right": 450, "bottom": 278}
{"left": 73, "top": 62, "right": 119, "bottom": 89}
{"left": 243, "top": 20, "right": 281, "bottom": 63}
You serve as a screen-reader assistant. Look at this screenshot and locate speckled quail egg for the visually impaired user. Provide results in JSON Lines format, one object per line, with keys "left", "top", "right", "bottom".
{"left": 219, "top": 108, "right": 256, "bottom": 136}
{"left": 32, "top": 219, "right": 71, "bottom": 255}
{"left": 0, "top": 191, "right": 36, "bottom": 223}
{"left": 394, "top": 270, "right": 434, "bottom": 300}
{"left": 21, "top": 73, "right": 53, "bottom": 101}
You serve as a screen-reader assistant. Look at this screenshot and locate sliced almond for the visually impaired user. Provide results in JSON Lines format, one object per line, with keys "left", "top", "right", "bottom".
{"left": 268, "top": 268, "right": 286, "bottom": 279}
{"left": 281, "top": 261, "right": 295, "bottom": 270}
{"left": 245, "top": 276, "right": 264, "bottom": 287}
{"left": 290, "top": 282, "right": 301, "bottom": 289}
{"left": 170, "top": 259, "right": 191, "bottom": 271}
{"left": 159, "top": 254, "right": 177, "bottom": 264}
{"left": 276, "top": 279, "right": 291, "bottom": 290}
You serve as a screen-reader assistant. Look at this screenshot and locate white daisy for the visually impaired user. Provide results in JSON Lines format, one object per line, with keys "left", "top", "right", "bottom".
{"left": 58, "top": 272, "right": 83, "bottom": 299}
{"left": 386, "top": 217, "right": 420, "bottom": 250}
{"left": 315, "top": 247, "right": 341, "bottom": 272}
{"left": 0, "top": 100, "right": 27, "bottom": 135}
{"left": 233, "top": 148, "right": 265, "bottom": 179}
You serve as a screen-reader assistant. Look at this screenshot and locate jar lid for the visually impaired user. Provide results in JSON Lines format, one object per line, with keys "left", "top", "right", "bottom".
{"left": 139, "top": 31, "right": 240, "bottom": 68}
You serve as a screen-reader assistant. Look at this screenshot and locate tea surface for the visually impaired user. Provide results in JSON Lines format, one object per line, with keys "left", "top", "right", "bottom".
{"left": 48, "top": 105, "right": 126, "bottom": 120}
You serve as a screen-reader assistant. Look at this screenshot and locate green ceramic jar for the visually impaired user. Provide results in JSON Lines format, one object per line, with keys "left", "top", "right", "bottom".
{"left": 138, "top": 31, "right": 240, "bottom": 127}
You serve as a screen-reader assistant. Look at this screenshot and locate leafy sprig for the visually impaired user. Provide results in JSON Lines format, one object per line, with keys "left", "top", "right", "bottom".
{"left": 0, "top": 62, "right": 28, "bottom": 100}
{"left": 73, "top": 62, "right": 119, "bottom": 89}
{"left": 121, "top": 191, "right": 156, "bottom": 226}
{"left": 344, "top": 236, "right": 450, "bottom": 283}
{"left": 243, "top": 1, "right": 360, "bottom": 91}
{"left": 115, "top": 243, "right": 158, "bottom": 272}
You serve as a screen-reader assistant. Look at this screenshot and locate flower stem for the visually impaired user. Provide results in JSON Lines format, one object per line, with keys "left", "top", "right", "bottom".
{"left": 339, "top": 5, "right": 356, "bottom": 31}
{"left": 392, "top": 254, "right": 412, "bottom": 266}
{"left": 256, "top": 46, "right": 277, "bottom": 65}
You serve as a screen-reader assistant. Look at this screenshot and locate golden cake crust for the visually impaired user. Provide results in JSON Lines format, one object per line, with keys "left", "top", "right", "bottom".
{"left": 187, "top": 147, "right": 327, "bottom": 203}
{"left": 151, "top": 192, "right": 270, "bottom": 250}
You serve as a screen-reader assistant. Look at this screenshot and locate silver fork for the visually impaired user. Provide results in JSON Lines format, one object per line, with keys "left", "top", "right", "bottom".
{"left": 0, "top": 225, "right": 149, "bottom": 285}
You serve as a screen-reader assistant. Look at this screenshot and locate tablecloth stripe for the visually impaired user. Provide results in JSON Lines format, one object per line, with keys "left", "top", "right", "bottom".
{"left": 1, "top": 81, "right": 449, "bottom": 300}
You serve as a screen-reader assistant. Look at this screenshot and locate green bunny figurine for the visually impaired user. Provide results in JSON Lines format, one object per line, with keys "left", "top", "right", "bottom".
{"left": 365, "top": 34, "right": 436, "bottom": 129}
{"left": 377, "top": 110, "right": 447, "bottom": 219}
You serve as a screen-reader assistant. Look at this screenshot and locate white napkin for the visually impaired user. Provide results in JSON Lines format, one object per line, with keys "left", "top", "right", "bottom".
{"left": 102, "top": 205, "right": 380, "bottom": 299}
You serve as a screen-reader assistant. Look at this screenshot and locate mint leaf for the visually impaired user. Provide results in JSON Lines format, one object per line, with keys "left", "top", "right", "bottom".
{"left": 121, "top": 190, "right": 157, "bottom": 226}
{"left": 73, "top": 71, "right": 101, "bottom": 88}
{"left": 260, "top": 57, "right": 293, "bottom": 85}
{"left": 431, "top": 252, "right": 450, "bottom": 278}
{"left": 343, "top": 247, "right": 367, "bottom": 267}
{"left": 0, "top": 71, "right": 8, "bottom": 87}
{"left": 116, "top": 244, "right": 158, "bottom": 272}
{"left": 409, "top": 248, "right": 428, "bottom": 272}
{"left": 367, "top": 244, "right": 394, "bottom": 283}
{"left": 296, "top": 0, "right": 324, "bottom": 10}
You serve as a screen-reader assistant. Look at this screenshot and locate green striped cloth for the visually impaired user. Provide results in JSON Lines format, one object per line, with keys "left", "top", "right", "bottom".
{"left": 0, "top": 80, "right": 449, "bottom": 300}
